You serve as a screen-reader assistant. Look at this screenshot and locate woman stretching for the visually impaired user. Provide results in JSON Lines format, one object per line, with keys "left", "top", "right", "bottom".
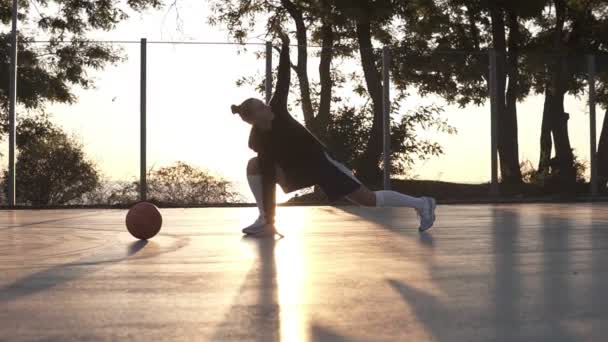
{"left": 231, "top": 35, "right": 436, "bottom": 236}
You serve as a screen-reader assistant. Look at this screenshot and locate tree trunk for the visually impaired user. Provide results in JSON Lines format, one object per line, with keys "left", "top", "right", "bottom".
{"left": 281, "top": 0, "right": 314, "bottom": 128}
{"left": 538, "top": 0, "right": 577, "bottom": 187}
{"left": 550, "top": 4, "right": 590, "bottom": 186}
{"left": 542, "top": 67, "right": 576, "bottom": 185}
{"left": 547, "top": 0, "right": 576, "bottom": 185}
{"left": 551, "top": 88, "right": 575, "bottom": 183}
{"left": 597, "top": 109, "right": 608, "bottom": 189}
{"left": 538, "top": 0, "right": 565, "bottom": 174}
{"left": 313, "top": 21, "right": 334, "bottom": 140}
{"left": 354, "top": 19, "right": 384, "bottom": 184}
{"left": 503, "top": 9, "right": 523, "bottom": 184}
{"left": 489, "top": 3, "right": 521, "bottom": 184}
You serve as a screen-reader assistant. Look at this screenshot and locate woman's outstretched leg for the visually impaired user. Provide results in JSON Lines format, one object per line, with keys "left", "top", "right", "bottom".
{"left": 346, "top": 186, "right": 436, "bottom": 232}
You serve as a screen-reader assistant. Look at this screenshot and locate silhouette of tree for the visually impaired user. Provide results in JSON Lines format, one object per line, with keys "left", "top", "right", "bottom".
{"left": 2, "top": 115, "right": 99, "bottom": 205}
{"left": 0, "top": 0, "right": 162, "bottom": 124}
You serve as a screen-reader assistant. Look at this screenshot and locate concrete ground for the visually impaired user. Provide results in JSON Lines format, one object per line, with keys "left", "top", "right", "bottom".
{"left": 1, "top": 204, "right": 607, "bottom": 341}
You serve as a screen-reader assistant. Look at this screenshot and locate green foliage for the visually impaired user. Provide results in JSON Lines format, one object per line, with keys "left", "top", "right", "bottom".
{"left": 325, "top": 104, "right": 455, "bottom": 177}
{"left": 147, "top": 161, "right": 241, "bottom": 204}
{"left": 520, "top": 152, "right": 587, "bottom": 186}
{"left": 2, "top": 115, "right": 100, "bottom": 205}
{"left": 0, "top": 118, "right": 243, "bottom": 206}
{"left": 209, "top": 1, "right": 457, "bottom": 178}
{"left": 98, "top": 162, "right": 242, "bottom": 205}
{"left": 208, "top": 0, "right": 284, "bottom": 43}
{"left": 0, "top": 0, "right": 161, "bottom": 123}
{"left": 0, "top": 0, "right": 167, "bottom": 205}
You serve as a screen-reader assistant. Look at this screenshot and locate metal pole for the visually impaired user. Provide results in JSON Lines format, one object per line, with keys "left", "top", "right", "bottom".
{"left": 265, "top": 42, "right": 272, "bottom": 104}
{"left": 8, "top": 0, "right": 18, "bottom": 207}
{"left": 382, "top": 47, "right": 391, "bottom": 190}
{"left": 489, "top": 49, "right": 499, "bottom": 196}
{"left": 140, "top": 38, "right": 147, "bottom": 201}
{"left": 588, "top": 54, "right": 598, "bottom": 197}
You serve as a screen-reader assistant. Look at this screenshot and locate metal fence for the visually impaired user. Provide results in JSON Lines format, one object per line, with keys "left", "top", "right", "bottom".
{"left": 4, "top": 37, "right": 607, "bottom": 206}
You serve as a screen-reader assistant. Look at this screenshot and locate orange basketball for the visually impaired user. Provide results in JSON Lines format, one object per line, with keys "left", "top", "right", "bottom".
{"left": 125, "top": 202, "right": 162, "bottom": 240}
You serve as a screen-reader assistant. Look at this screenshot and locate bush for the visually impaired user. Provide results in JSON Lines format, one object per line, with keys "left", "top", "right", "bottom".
{"left": 147, "top": 161, "right": 241, "bottom": 204}
{"left": 95, "top": 162, "right": 242, "bottom": 206}
{"left": 2, "top": 116, "right": 100, "bottom": 205}
{"left": 520, "top": 151, "right": 587, "bottom": 188}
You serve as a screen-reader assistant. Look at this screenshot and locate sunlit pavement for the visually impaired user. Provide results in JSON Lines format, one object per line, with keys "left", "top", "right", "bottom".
{"left": 1, "top": 204, "right": 607, "bottom": 341}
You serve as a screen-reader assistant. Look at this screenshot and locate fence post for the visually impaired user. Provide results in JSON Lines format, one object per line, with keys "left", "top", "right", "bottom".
{"left": 8, "top": 0, "right": 18, "bottom": 207}
{"left": 489, "top": 49, "right": 499, "bottom": 196}
{"left": 382, "top": 46, "right": 391, "bottom": 190}
{"left": 140, "top": 38, "right": 147, "bottom": 201}
{"left": 588, "top": 54, "right": 598, "bottom": 197}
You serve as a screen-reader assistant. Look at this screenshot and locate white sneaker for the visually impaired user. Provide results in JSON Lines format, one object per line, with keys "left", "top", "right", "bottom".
{"left": 242, "top": 223, "right": 277, "bottom": 237}
{"left": 418, "top": 197, "right": 436, "bottom": 232}
{"left": 242, "top": 215, "right": 266, "bottom": 233}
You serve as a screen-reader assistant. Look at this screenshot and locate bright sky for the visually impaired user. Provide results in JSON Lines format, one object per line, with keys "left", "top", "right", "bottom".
{"left": 12, "top": 1, "right": 606, "bottom": 202}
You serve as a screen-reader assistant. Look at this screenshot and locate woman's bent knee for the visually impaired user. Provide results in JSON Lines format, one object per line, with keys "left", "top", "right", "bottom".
{"left": 247, "top": 157, "right": 260, "bottom": 175}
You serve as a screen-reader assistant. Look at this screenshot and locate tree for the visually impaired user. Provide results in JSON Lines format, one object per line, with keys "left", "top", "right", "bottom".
{"left": 209, "top": 0, "right": 452, "bottom": 184}
{"left": 391, "top": 0, "right": 551, "bottom": 185}
{"left": 535, "top": 0, "right": 578, "bottom": 185}
{"left": 325, "top": 103, "right": 454, "bottom": 176}
{"left": 0, "top": 0, "right": 162, "bottom": 125}
{"left": 488, "top": 0, "right": 527, "bottom": 185}
{"left": 0, "top": 0, "right": 164, "bottom": 204}
{"left": 208, "top": 0, "right": 345, "bottom": 136}
{"left": 2, "top": 116, "right": 99, "bottom": 205}
{"left": 531, "top": 0, "right": 608, "bottom": 186}
{"left": 589, "top": 10, "right": 608, "bottom": 190}
{"left": 392, "top": 0, "right": 608, "bottom": 190}
{"left": 330, "top": 0, "right": 398, "bottom": 183}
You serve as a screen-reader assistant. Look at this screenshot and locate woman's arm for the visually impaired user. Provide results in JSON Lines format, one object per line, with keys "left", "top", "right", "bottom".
{"left": 270, "top": 36, "right": 291, "bottom": 109}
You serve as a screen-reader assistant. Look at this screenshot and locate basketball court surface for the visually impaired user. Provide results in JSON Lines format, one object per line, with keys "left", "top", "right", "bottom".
{"left": 2, "top": 204, "right": 608, "bottom": 341}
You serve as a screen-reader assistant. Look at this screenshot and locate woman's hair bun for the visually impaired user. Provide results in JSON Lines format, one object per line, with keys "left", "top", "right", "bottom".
{"left": 230, "top": 104, "right": 240, "bottom": 114}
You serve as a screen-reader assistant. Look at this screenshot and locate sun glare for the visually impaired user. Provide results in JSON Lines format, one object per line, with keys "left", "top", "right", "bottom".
{"left": 274, "top": 208, "right": 312, "bottom": 341}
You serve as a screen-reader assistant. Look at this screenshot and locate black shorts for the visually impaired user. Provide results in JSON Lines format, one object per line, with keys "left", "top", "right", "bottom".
{"left": 317, "top": 153, "right": 362, "bottom": 202}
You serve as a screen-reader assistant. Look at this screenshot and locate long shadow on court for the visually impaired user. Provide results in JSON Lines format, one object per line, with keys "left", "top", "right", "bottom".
{"left": 385, "top": 206, "right": 581, "bottom": 341}
{"left": 339, "top": 204, "right": 591, "bottom": 341}
{"left": 591, "top": 206, "right": 608, "bottom": 340}
{"left": 211, "top": 237, "right": 281, "bottom": 342}
{"left": 383, "top": 208, "right": 526, "bottom": 341}
{"left": 0, "top": 211, "right": 104, "bottom": 231}
{"left": 310, "top": 324, "right": 353, "bottom": 341}
{"left": 0, "top": 240, "right": 150, "bottom": 303}
{"left": 211, "top": 235, "right": 354, "bottom": 342}
{"left": 335, "top": 205, "right": 435, "bottom": 247}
